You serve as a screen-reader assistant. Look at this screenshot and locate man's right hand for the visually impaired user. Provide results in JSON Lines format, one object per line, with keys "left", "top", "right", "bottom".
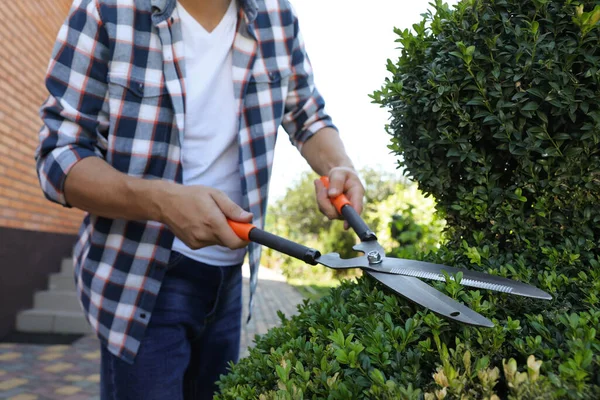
{"left": 63, "top": 157, "right": 252, "bottom": 251}
{"left": 157, "top": 184, "right": 253, "bottom": 250}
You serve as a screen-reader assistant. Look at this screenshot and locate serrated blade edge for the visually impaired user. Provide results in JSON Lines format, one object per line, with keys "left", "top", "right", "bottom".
{"left": 389, "top": 267, "right": 514, "bottom": 293}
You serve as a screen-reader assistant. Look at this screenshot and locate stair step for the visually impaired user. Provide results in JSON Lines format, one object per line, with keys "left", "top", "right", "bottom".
{"left": 16, "top": 309, "right": 91, "bottom": 334}
{"left": 15, "top": 309, "right": 53, "bottom": 332}
{"left": 34, "top": 291, "right": 82, "bottom": 312}
{"left": 61, "top": 258, "right": 74, "bottom": 275}
{"left": 48, "top": 273, "right": 75, "bottom": 291}
{"left": 54, "top": 311, "right": 92, "bottom": 334}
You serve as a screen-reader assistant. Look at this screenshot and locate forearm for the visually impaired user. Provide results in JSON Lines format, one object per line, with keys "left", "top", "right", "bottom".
{"left": 300, "top": 127, "right": 355, "bottom": 175}
{"left": 63, "top": 157, "right": 172, "bottom": 222}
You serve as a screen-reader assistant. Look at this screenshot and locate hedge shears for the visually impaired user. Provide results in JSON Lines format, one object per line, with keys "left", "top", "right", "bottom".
{"left": 228, "top": 177, "right": 552, "bottom": 327}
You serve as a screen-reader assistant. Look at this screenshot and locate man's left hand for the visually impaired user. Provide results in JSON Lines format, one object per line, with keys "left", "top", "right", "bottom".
{"left": 314, "top": 167, "right": 364, "bottom": 228}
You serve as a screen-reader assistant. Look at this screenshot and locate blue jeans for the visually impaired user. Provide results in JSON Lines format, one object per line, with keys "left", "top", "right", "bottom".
{"left": 100, "top": 253, "right": 243, "bottom": 400}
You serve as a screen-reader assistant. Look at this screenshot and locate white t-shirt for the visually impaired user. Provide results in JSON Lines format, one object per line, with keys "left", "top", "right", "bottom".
{"left": 171, "top": 0, "right": 246, "bottom": 266}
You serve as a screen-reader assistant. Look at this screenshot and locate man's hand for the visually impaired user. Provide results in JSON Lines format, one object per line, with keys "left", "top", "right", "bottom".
{"left": 158, "top": 185, "right": 253, "bottom": 250}
{"left": 298, "top": 127, "right": 364, "bottom": 227}
{"left": 314, "top": 166, "right": 364, "bottom": 227}
{"left": 63, "top": 157, "right": 252, "bottom": 250}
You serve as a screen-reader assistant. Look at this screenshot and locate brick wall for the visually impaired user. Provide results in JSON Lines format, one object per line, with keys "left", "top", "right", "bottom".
{"left": 0, "top": 0, "right": 83, "bottom": 234}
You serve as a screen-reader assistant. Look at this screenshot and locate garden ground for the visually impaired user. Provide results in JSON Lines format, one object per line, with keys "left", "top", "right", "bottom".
{"left": 0, "top": 267, "right": 305, "bottom": 400}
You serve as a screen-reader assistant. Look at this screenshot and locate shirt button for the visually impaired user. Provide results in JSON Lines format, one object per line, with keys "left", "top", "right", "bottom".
{"left": 138, "top": 82, "right": 144, "bottom": 93}
{"left": 268, "top": 71, "right": 278, "bottom": 81}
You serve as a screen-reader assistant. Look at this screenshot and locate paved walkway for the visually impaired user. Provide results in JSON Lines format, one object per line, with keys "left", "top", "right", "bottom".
{"left": 0, "top": 266, "right": 305, "bottom": 400}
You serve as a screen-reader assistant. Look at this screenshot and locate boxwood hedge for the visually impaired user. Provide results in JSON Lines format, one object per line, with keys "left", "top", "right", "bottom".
{"left": 217, "top": 0, "right": 600, "bottom": 398}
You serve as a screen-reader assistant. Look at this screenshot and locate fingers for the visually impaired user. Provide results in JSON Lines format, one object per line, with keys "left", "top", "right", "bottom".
{"left": 314, "top": 178, "right": 339, "bottom": 220}
{"left": 315, "top": 167, "right": 366, "bottom": 224}
{"left": 345, "top": 180, "right": 364, "bottom": 215}
{"left": 212, "top": 191, "right": 253, "bottom": 222}
{"left": 327, "top": 168, "right": 348, "bottom": 197}
{"left": 326, "top": 167, "right": 365, "bottom": 212}
{"left": 210, "top": 191, "right": 252, "bottom": 249}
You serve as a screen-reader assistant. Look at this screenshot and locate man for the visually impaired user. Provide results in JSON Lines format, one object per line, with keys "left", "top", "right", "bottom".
{"left": 35, "top": 0, "right": 364, "bottom": 398}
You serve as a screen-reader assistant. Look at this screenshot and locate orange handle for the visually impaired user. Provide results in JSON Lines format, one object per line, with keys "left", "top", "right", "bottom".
{"left": 320, "top": 176, "right": 352, "bottom": 214}
{"left": 227, "top": 220, "right": 255, "bottom": 241}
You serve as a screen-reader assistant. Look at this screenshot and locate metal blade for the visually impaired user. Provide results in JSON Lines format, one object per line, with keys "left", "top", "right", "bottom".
{"left": 367, "top": 271, "right": 494, "bottom": 328}
{"left": 373, "top": 258, "right": 552, "bottom": 300}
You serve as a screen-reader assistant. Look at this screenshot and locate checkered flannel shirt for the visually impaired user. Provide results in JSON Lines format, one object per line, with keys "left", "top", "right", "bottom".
{"left": 35, "top": 0, "right": 335, "bottom": 363}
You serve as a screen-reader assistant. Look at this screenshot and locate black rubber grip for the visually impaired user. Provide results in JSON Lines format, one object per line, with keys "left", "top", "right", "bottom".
{"left": 248, "top": 228, "right": 321, "bottom": 265}
{"left": 341, "top": 205, "right": 377, "bottom": 242}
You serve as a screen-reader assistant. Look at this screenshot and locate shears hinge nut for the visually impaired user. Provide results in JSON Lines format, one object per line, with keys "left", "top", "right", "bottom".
{"left": 367, "top": 251, "right": 383, "bottom": 264}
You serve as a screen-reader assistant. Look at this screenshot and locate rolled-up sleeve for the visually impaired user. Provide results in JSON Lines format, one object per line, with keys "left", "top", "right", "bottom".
{"left": 281, "top": 5, "right": 337, "bottom": 151}
{"left": 35, "top": 0, "right": 109, "bottom": 206}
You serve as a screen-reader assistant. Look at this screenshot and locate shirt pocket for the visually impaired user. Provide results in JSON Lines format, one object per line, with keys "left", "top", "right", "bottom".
{"left": 250, "top": 67, "right": 292, "bottom": 96}
{"left": 107, "top": 74, "right": 170, "bottom": 122}
{"left": 106, "top": 74, "right": 178, "bottom": 176}
{"left": 246, "top": 67, "right": 292, "bottom": 135}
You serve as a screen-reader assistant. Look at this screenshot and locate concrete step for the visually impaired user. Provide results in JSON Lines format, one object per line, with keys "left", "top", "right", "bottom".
{"left": 48, "top": 273, "right": 75, "bottom": 291}
{"left": 16, "top": 309, "right": 92, "bottom": 334}
{"left": 61, "top": 258, "right": 74, "bottom": 275}
{"left": 34, "top": 290, "right": 82, "bottom": 313}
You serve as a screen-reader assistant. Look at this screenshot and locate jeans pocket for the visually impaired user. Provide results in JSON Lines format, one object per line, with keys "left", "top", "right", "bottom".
{"left": 166, "top": 251, "right": 184, "bottom": 269}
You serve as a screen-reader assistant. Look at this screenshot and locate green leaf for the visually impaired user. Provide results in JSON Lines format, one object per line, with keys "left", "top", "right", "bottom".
{"left": 447, "top": 148, "right": 461, "bottom": 157}
{"left": 449, "top": 51, "right": 464, "bottom": 59}
{"left": 522, "top": 101, "right": 539, "bottom": 111}
{"left": 527, "top": 87, "right": 546, "bottom": 99}
{"left": 335, "top": 349, "right": 349, "bottom": 364}
{"left": 467, "top": 97, "right": 485, "bottom": 106}
{"left": 554, "top": 133, "right": 571, "bottom": 140}
{"left": 370, "top": 369, "right": 386, "bottom": 385}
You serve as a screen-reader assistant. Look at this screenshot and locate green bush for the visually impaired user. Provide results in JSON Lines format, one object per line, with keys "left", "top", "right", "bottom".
{"left": 218, "top": 278, "right": 593, "bottom": 399}
{"left": 218, "top": 0, "right": 600, "bottom": 398}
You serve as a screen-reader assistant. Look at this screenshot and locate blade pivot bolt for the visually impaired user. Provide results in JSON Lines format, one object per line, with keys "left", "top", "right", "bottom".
{"left": 367, "top": 251, "right": 382, "bottom": 264}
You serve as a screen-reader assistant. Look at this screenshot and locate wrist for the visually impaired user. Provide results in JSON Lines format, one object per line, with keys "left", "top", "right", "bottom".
{"left": 328, "top": 163, "right": 356, "bottom": 174}
{"left": 314, "top": 152, "right": 355, "bottom": 176}
{"left": 324, "top": 164, "right": 357, "bottom": 182}
{"left": 125, "top": 178, "right": 175, "bottom": 223}
{"left": 302, "top": 128, "right": 355, "bottom": 176}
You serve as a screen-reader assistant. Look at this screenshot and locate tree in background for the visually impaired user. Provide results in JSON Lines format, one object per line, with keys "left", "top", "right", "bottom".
{"left": 370, "top": 182, "right": 446, "bottom": 260}
{"left": 265, "top": 171, "right": 329, "bottom": 243}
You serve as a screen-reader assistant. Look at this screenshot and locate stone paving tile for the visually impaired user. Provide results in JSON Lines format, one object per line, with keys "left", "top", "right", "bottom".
{"left": 0, "top": 271, "right": 305, "bottom": 399}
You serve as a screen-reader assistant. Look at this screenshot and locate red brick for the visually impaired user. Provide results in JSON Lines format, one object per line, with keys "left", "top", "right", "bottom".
{"left": 0, "top": 0, "right": 81, "bottom": 234}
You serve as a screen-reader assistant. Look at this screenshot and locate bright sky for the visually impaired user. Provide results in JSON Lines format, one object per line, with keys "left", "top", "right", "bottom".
{"left": 268, "top": 0, "right": 458, "bottom": 200}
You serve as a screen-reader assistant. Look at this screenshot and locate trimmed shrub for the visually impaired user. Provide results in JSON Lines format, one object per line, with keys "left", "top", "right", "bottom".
{"left": 217, "top": 0, "right": 600, "bottom": 398}
{"left": 217, "top": 278, "right": 596, "bottom": 399}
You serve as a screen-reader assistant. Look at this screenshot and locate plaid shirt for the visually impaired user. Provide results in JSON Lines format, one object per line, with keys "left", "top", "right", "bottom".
{"left": 35, "top": 0, "right": 335, "bottom": 363}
